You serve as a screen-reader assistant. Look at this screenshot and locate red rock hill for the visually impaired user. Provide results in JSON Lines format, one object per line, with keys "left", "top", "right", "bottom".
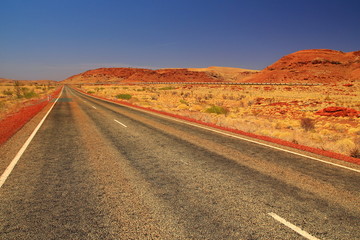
{"left": 63, "top": 68, "right": 225, "bottom": 84}
{"left": 244, "top": 49, "right": 360, "bottom": 83}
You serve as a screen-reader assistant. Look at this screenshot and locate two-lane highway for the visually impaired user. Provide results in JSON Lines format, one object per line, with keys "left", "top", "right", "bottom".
{"left": 1, "top": 86, "right": 359, "bottom": 239}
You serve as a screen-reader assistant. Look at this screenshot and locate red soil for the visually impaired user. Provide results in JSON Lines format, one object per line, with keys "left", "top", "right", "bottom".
{"left": 315, "top": 107, "right": 360, "bottom": 117}
{"left": 76, "top": 87, "right": 360, "bottom": 165}
{"left": 244, "top": 49, "right": 360, "bottom": 83}
{"left": 0, "top": 87, "right": 62, "bottom": 146}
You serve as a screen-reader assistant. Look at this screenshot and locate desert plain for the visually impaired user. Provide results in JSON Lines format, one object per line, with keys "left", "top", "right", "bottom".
{"left": 1, "top": 49, "right": 360, "bottom": 159}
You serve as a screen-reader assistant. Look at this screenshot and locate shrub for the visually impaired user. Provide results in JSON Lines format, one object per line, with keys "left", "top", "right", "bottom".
{"left": 14, "top": 81, "right": 22, "bottom": 98}
{"left": 159, "top": 86, "right": 175, "bottom": 90}
{"left": 23, "top": 90, "right": 38, "bottom": 99}
{"left": 2, "top": 89, "right": 13, "bottom": 96}
{"left": 205, "top": 105, "right": 229, "bottom": 115}
{"left": 350, "top": 148, "right": 360, "bottom": 158}
{"left": 87, "top": 91, "right": 95, "bottom": 94}
{"left": 116, "top": 94, "right": 132, "bottom": 100}
{"left": 180, "top": 99, "right": 189, "bottom": 106}
{"left": 0, "top": 101, "right": 5, "bottom": 109}
{"left": 301, "top": 118, "right": 315, "bottom": 131}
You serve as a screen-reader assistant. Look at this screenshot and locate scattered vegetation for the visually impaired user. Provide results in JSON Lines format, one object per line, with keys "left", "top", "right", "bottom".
{"left": 0, "top": 82, "right": 58, "bottom": 120}
{"left": 81, "top": 83, "right": 360, "bottom": 157}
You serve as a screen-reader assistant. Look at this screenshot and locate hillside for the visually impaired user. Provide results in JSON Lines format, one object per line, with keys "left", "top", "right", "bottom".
{"left": 62, "top": 67, "right": 259, "bottom": 84}
{"left": 244, "top": 49, "right": 360, "bottom": 83}
{"left": 62, "top": 49, "right": 359, "bottom": 84}
{"left": 63, "top": 68, "right": 218, "bottom": 83}
{"left": 187, "top": 66, "right": 259, "bottom": 82}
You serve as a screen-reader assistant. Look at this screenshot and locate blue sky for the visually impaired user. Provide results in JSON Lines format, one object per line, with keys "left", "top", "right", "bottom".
{"left": 1, "top": 0, "right": 359, "bottom": 81}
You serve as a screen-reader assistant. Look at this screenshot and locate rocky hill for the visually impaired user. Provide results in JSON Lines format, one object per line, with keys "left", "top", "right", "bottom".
{"left": 62, "top": 49, "right": 359, "bottom": 84}
{"left": 62, "top": 67, "right": 259, "bottom": 84}
{"left": 244, "top": 49, "right": 360, "bottom": 83}
{"left": 63, "top": 68, "right": 219, "bottom": 84}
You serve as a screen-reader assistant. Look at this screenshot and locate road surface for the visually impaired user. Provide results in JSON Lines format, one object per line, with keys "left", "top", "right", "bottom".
{"left": 1, "top": 86, "right": 359, "bottom": 239}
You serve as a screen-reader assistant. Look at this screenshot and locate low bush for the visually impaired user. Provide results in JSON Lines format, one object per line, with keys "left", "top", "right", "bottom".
{"left": 159, "top": 86, "right": 175, "bottom": 90}
{"left": 205, "top": 105, "right": 229, "bottom": 115}
{"left": 301, "top": 118, "right": 315, "bottom": 131}
{"left": 350, "top": 148, "right": 360, "bottom": 158}
{"left": 23, "top": 90, "right": 38, "bottom": 99}
{"left": 116, "top": 94, "right": 132, "bottom": 100}
{"left": 2, "top": 89, "right": 13, "bottom": 96}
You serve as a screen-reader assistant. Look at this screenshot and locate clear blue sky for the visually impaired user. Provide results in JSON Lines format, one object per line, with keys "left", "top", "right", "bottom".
{"left": 1, "top": 0, "right": 359, "bottom": 81}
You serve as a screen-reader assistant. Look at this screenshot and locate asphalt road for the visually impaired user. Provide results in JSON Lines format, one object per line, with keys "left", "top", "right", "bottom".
{"left": 1, "top": 86, "right": 359, "bottom": 239}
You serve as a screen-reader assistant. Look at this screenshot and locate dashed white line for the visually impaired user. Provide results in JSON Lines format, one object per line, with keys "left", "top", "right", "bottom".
{"left": 0, "top": 87, "right": 63, "bottom": 188}
{"left": 92, "top": 105, "right": 97, "bottom": 109}
{"left": 268, "top": 212, "right": 321, "bottom": 240}
{"left": 114, "top": 119, "right": 127, "bottom": 128}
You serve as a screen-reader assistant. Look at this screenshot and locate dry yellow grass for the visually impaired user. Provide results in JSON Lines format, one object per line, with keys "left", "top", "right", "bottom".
{"left": 80, "top": 82, "right": 360, "bottom": 157}
{"left": 0, "top": 82, "right": 57, "bottom": 120}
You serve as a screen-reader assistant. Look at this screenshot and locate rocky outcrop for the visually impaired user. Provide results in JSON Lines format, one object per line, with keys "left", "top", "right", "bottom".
{"left": 244, "top": 49, "right": 360, "bottom": 83}
{"left": 62, "top": 67, "right": 223, "bottom": 84}
{"left": 315, "top": 107, "right": 360, "bottom": 117}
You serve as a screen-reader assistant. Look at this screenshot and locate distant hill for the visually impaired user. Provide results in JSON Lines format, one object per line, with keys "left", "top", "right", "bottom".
{"left": 244, "top": 49, "right": 360, "bottom": 83}
{"left": 62, "top": 49, "right": 359, "bottom": 84}
{"left": 62, "top": 67, "right": 259, "bottom": 84}
{"left": 187, "top": 66, "right": 259, "bottom": 82}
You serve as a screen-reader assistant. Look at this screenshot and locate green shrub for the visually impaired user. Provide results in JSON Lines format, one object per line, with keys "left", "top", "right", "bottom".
{"left": 116, "top": 94, "right": 132, "bottom": 100}
{"left": 14, "top": 81, "right": 22, "bottom": 98}
{"left": 205, "top": 105, "right": 229, "bottom": 115}
{"left": 23, "top": 90, "right": 38, "bottom": 99}
{"left": 180, "top": 99, "right": 189, "bottom": 106}
{"left": 159, "top": 86, "right": 175, "bottom": 90}
{"left": 2, "top": 89, "right": 13, "bottom": 96}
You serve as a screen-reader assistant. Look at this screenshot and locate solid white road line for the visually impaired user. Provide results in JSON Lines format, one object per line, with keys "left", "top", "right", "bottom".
{"left": 92, "top": 105, "right": 97, "bottom": 109}
{"left": 0, "top": 88, "right": 63, "bottom": 189}
{"left": 174, "top": 120, "right": 360, "bottom": 174}
{"left": 268, "top": 212, "right": 320, "bottom": 240}
{"left": 74, "top": 88, "right": 360, "bottom": 174}
{"left": 114, "top": 119, "right": 127, "bottom": 128}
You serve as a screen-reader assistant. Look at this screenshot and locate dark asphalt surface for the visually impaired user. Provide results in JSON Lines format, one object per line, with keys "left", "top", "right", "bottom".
{"left": 0, "top": 86, "right": 359, "bottom": 239}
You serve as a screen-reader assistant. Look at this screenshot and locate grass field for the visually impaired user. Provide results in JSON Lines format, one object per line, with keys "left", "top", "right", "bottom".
{"left": 0, "top": 82, "right": 58, "bottom": 120}
{"left": 80, "top": 83, "right": 359, "bottom": 158}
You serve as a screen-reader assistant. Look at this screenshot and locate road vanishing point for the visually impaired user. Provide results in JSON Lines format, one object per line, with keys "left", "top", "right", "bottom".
{"left": 1, "top": 86, "right": 359, "bottom": 239}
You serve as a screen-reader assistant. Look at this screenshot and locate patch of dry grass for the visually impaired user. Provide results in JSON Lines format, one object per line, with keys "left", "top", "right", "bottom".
{"left": 0, "top": 83, "right": 58, "bottom": 120}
